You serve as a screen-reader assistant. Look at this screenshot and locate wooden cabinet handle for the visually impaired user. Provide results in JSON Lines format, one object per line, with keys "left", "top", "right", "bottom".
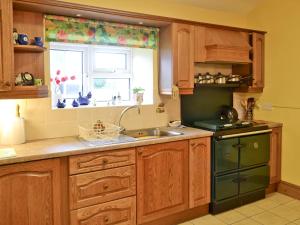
{"left": 102, "top": 158, "right": 108, "bottom": 164}
{"left": 191, "top": 143, "right": 195, "bottom": 147}
{"left": 138, "top": 151, "right": 143, "bottom": 156}
{"left": 4, "top": 81, "right": 11, "bottom": 87}
{"left": 104, "top": 216, "right": 109, "bottom": 223}
{"left": 103, "top": 184, "right": 109, "bottom": 190}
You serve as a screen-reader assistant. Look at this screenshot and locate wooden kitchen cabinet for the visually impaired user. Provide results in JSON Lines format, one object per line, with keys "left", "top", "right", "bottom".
{"left": 0, "top": 0, "right": 48, "bottom": 99}
{"left": 0, "top": 0, "right": 14, "bottom": 92}
{"left": 252, "top": 32, "right": 265, "bottom": 90}
{"left": 269, "top": 127, "right": 282, "bottom": 184}
{"left": 233, "top": 32, "right": 265, "bottom": 92}
{"left": 160, "top": 23, "right": 195, "bottom": 95}
{"left": 136, "top": 140, "right": 189, "bottom": 224}
{"left": 189, "top": 137, "right": 211, "bottom": 208}
{"left": 0, "top": 159, "right": 64, "bottom": 225}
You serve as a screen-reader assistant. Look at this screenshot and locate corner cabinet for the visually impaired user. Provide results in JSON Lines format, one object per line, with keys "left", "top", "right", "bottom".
{"left": 189, "top": 137, "right": 211, "bottom": 208}
{"left": 0, "top": 0, "right": 48, "bottom": 99}
{"left": 269, "top": 126, "right": 282, "bottom": 184}
{"left": 0, "top": 159, "right": 64, "bottom": 225}
{"left": 160, "top": 23, "right": 195, "bottom": 95}
{"left": 136, "top": 141, "right": 189, "bottom": 224}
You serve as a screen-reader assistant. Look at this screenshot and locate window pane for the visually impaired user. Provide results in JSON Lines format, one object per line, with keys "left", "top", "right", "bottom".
{"left": 92, "top": 78, "right": 130, "bottom": 102}
{"left": 50, "top": 49, "right": 83, "bottom": 99}
{"left": 94, "top": 52, "right": 126, "bottom": 71}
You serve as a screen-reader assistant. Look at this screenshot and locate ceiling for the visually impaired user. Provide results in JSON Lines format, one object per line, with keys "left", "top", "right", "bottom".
{"left": 169, "top": 0, "right": 264, "bottom": 14}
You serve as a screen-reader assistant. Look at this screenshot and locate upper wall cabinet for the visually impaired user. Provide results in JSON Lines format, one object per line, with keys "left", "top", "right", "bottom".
{"left": 160, "top": 23, "right": 195, "bottom": 95}
{"left": 0, "top": 0, "right": 48, "bottom": 99}
{"left": 194, "top": 26, "right": 251, "bottom": 63}
{"left": 0, "top": 0, "right": 14, "bottom": 92}
{"left": 233, "top": 32, "right": 265, "bottom": 92}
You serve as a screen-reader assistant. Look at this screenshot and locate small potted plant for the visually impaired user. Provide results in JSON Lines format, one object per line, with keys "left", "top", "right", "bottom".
{"left": 133, "top": 87, "right": 145, "bottom": 105}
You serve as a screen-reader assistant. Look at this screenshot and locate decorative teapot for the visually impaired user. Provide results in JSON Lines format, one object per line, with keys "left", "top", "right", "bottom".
{"left": 78, "top": 92, "right": 92, "bottom": 105}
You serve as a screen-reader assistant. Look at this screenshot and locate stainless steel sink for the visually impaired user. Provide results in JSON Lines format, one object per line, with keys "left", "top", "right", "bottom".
{"left": 122, "top": 128, "right": 183, "bottom": 140}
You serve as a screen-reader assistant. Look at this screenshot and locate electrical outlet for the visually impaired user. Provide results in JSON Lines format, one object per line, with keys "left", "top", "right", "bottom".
{"left": 261, "top": 102, "right": 273, "bottom": 111}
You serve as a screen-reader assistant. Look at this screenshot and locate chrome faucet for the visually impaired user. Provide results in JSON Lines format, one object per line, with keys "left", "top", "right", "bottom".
{"left": 117, "top": 105, "right": 141, "bottom": 131}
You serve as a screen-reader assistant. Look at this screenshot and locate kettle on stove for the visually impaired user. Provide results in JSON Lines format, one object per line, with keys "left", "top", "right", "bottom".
{"left": 219, "top": 106, "right": 239, "bottom": 123}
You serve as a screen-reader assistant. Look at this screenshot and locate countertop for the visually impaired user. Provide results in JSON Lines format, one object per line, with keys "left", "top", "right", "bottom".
{"left": 0, "top": 127, "right": 213, "bottom": 166}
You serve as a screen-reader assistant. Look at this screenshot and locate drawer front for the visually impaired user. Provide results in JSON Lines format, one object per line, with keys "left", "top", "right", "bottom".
{"left": 70, "top": 196, "right": 136, "bottom": 225}
{"left": 69, "top": 148, "right": 135, "bottom": 175}
{"left": 70, "top": 165, "right": 136, "bottom": 209}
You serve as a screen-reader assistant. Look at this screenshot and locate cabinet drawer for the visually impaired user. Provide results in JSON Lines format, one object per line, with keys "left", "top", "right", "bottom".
{"left": 70, "top": 165, "right": 136, "bottom": 209}
{"left": 69, "top": 148, "right": 135, "bottom": 175}
{"left": 70, "top": 196, "right": 136, "bottom": 225}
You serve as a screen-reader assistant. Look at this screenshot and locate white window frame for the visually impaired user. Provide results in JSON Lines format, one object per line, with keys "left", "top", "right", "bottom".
{"left": 50, "top": 42, "right": 134, "bottom": 103}
{"left": 90, "top": 45, "right": 132, "bottom": 76}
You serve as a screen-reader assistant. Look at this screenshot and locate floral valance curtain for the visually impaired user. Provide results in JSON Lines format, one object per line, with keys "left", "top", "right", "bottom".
{"left": 45, "top": 15, "right": 159, "bottom": 49}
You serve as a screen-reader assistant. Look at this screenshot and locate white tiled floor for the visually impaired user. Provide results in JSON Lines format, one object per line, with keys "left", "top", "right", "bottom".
{"left": 179, "top": 192, "right": 300, "bottom": 225}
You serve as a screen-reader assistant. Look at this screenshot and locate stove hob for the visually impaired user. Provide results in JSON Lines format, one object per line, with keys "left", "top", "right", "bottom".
{"left": 193, "top": 120, "right": 270, "bottom": 136}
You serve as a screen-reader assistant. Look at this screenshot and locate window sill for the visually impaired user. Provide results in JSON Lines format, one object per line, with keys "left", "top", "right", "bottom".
{"left": 52, "top": 100, "right": 153, "bottom": 110}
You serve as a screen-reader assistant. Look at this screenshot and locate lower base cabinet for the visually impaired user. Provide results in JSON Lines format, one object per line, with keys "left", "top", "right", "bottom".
{"left": 269, "top": 127, "right": 282, "bottom": 184}
{"left": 0, "top": 159, "right": 63, "bottom": 225}
{"left": 136, "top": 141, "right": 189, "bottom": 224}
{"left": 70, "top": 196, "right": 136, "bottom": 225}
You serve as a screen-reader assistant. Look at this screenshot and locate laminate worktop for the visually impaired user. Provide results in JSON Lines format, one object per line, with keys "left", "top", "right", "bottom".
{"left": 0, "top": 126, "right": 213, "bottom": 166}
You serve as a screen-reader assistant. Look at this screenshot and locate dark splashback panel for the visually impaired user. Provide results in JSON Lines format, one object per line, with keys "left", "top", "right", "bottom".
{"left": 181, "top": 87, "right": 233, "bottom": 126}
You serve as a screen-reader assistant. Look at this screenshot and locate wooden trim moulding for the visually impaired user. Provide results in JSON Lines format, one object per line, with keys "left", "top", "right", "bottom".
{"left": 13, "top": 0, "right": 266, "bottom": 33}
{"left": 140, "top": 204, "right": 209, "bottom": 225}
{"left": 278, "top": 181, "right": 300, "bottom": 200}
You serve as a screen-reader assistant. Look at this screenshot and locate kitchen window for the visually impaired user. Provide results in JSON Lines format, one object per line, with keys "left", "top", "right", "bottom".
{"left": 50, "top": 42, "right": 153, "bottom": 108}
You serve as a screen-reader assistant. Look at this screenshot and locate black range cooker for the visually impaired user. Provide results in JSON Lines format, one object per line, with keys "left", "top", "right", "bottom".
{"left": 193, "top": 107, "right": 271, "bottom": 214}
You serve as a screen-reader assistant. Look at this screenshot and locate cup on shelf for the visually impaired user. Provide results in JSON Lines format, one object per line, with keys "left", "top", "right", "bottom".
{"left": 34, "top": 37, "right": 43, "bottom": 47}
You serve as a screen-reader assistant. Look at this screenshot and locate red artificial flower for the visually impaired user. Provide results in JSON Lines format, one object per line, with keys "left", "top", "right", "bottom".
{"left": 57, "top": 30, "right": 68, "bottom": 40}
{"left": 56, "top": 79, "right": 60, "bottom": 85}
{"left": 70, "top": 75, "right": 76, "bottom": 80}
{"left": 56, "top": 69, "right": 61, "bottom": 75}
{"left": 118, "top": 36, "right": 127, "bottom": 45}
{"left": 143, "top": 36, "right": 148, "bottom": 42}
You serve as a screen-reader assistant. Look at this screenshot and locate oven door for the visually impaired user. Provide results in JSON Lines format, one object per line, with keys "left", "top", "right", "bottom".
{"left": 239, "top": 134, "right": 270, "bottom": 169}
{"left": 214, "top": 138, "right": 239, "bottom": 174}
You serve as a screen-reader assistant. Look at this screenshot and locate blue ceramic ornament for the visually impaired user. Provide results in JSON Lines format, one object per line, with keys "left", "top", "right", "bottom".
{"left": 56, "top": 99, "right": 66, "bottom": 108}
{"left": 78, "top": 92, "right": 92, "bottom": 105}
{"left": 18, "top": 34, "right": 29, "bottom": 45}
{"left": 72, "top": 99, "right": 79, "bottom": 107}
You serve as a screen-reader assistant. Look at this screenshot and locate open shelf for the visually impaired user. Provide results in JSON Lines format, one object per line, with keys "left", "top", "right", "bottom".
{"left": 194, "top": 83, "right": 240, "bottom": 88}
{"left": 0, "top": 85, "right": 48, "bottom": 99}
{"left": 14, "top": 45, "right": 47, "bottom": 53}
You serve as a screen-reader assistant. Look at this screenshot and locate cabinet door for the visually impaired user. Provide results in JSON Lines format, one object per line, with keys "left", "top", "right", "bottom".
{"left": 0, "top": 159, "right": 63, "bottom": 225}
{"left": 172, "top": 23, "right": 194, "bottom": 94}
{"left": 239, "top": 134, "right": 270, "bottom": 169}
{"left": 189, "top": 137, "right": 211, "bottom": 208}
{"left": 269, "top": 127, "right": 282, "bottom": 184}
{"left": 194, "top": 26, "right": 206, "bottom": 62}
{"left": 137, "top": 141, "right": 189, "bottom": 224}
{"left": 0, "top": 0, "right": 14, "bottom": 91}
{"left": 214, "top": 138, "right": 239, "bottom": 174}
{"left": 252, "top": 32, "right": 265, "bottom": 89}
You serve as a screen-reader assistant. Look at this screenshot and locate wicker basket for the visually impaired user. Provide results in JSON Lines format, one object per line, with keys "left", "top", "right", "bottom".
{"left": 79, "top": 121, "right": 121, "bottom": 140}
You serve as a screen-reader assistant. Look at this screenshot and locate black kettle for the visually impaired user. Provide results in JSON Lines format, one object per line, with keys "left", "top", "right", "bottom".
{"left": 219, "top": 106, "right": 239, "bottom": 123}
